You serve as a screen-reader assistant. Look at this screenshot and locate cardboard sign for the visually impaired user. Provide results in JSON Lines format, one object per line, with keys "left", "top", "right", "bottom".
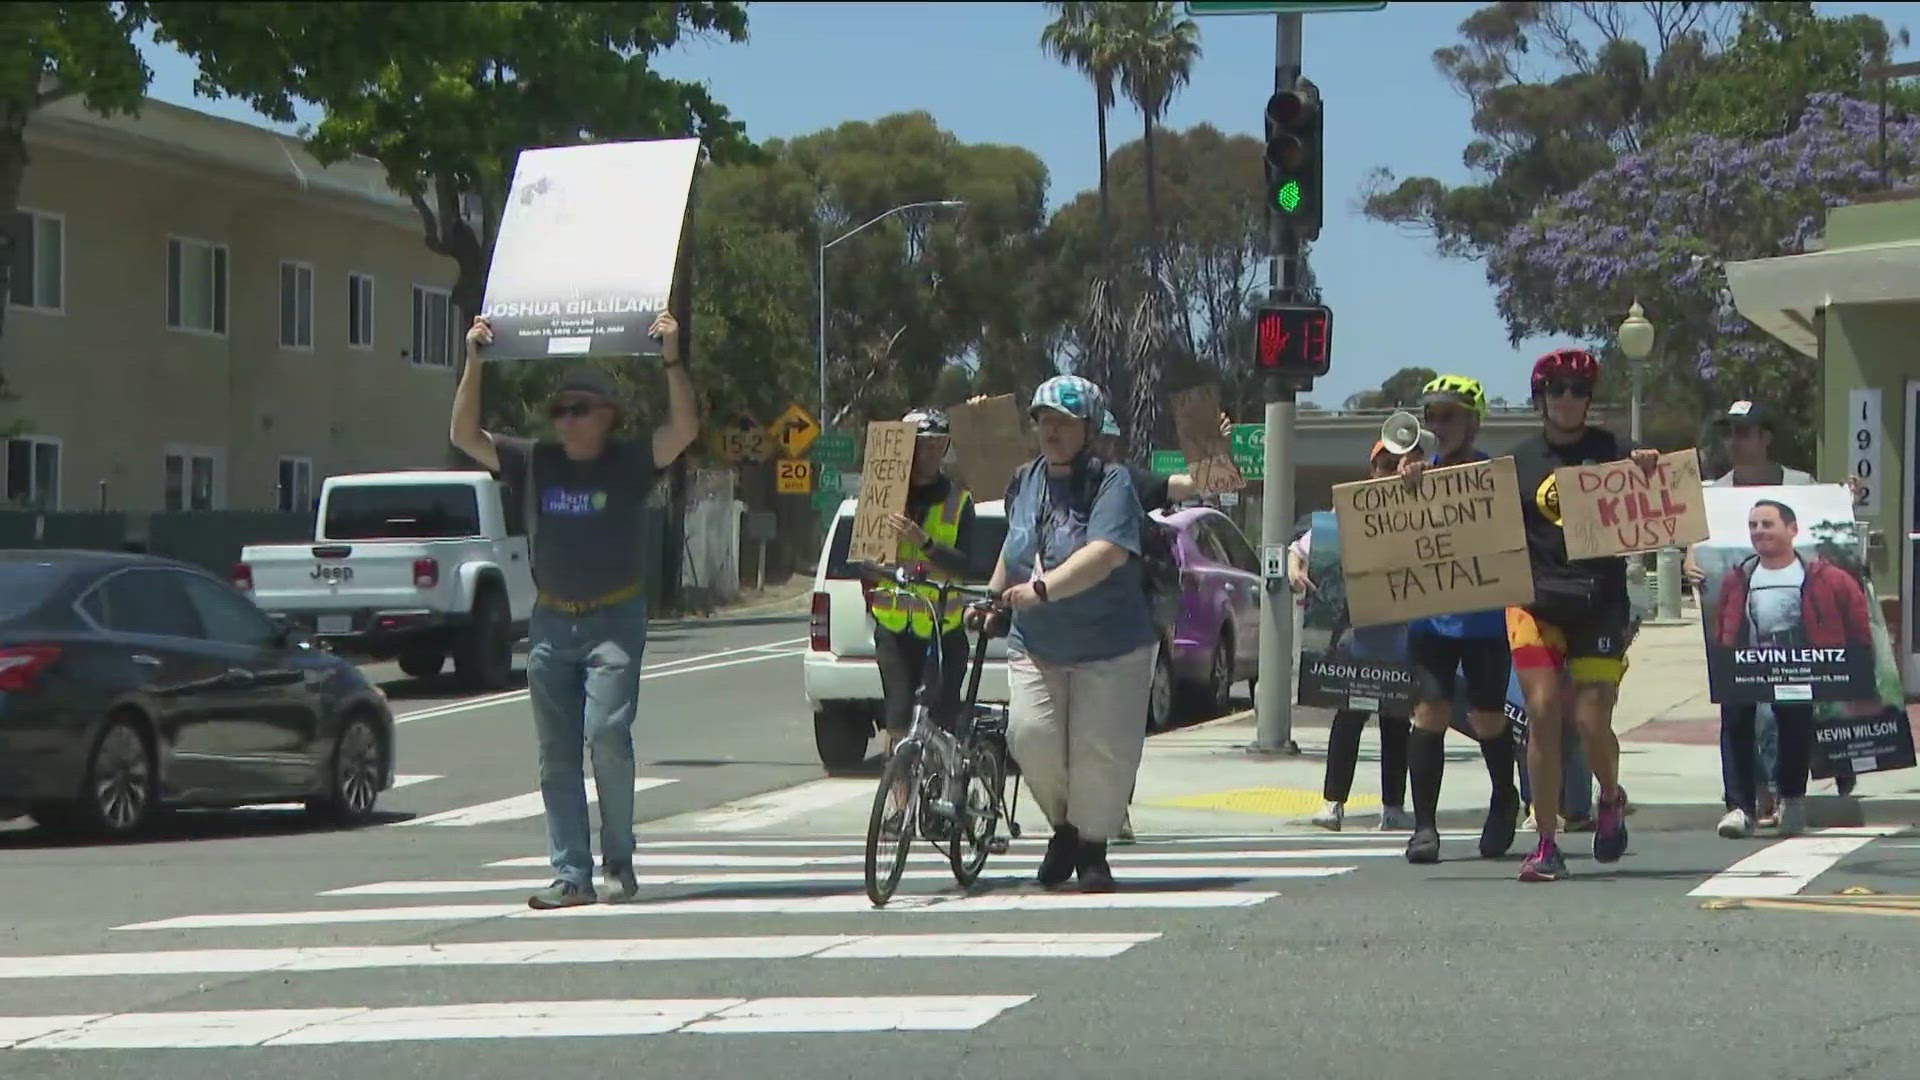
{"left": 1695, "top": 484, "right": 1883, "bottom": 704}
{"left": 846, "top": 421, "right": 916, "bottom": 565}
{"left": 948, "top": 394, "right": 1034, "bottom": 503}
{"left": 1173, "top": 385, "right": 1243, "bottom": 495}
{"left": 1556, "top": 449, "right": 1708, "bottom": 559}
{"left": 1331, "top": 455, "right": 1534, "bottom": 626}
{"left": 480, "top": 137, "right": 701, "bottom": 361}
{"left": 1294, "top": 511, "right": 1417, "bottom": 713}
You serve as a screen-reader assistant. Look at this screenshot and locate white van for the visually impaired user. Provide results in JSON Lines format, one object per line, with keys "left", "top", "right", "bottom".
{"left": 804, "top": 498, "right": 1011, "bottom": 771}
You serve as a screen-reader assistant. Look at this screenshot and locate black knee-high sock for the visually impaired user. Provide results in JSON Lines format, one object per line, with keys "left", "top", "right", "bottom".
{"left": 1409, "top": 728, "right": 1445, "bottom": 831}
{"left": 1479, "top": 729, "right": 1518, "bottom": 800}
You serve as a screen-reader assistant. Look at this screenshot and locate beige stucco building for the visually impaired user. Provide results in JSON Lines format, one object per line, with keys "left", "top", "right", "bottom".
{"left": 1727, "top": 194, "right": 1920, "bottom": 695}
{"left": 2, "top": 95, "right": 464, "bottom": 515}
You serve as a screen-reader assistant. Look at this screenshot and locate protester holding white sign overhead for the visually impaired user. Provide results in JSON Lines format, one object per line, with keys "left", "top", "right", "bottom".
{"left": 449, "top": 310, "right": 699, "bottom": 911}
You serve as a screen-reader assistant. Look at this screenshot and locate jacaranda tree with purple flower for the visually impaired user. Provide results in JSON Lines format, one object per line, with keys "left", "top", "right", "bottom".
{"left": 1488, "top": 94, "right": 1920, "bottom": 464}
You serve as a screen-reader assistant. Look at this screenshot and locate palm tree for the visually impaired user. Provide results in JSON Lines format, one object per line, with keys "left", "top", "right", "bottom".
{"left": 1115, "top": 1, "right": 1200, "bottom": 457}
{"left": 1040, "top": 2, "right": 1125, "bottom": 252}
{"left": 1040, "top": 2, "right": 1131, "bottom": 406}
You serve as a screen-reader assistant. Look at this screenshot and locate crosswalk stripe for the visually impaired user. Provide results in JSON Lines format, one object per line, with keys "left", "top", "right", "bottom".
{"left": 0, "top": 933, "right": 1159, "bottom": 979}
{"left": 116, "top": 890, "right": 1277, "bottom": 931}
{"left": 487, "top": 847, "right": 1396, "bottom": 868}
{"left": 665, "top": 779, "right": 872, "bottom": 832}
{"left": 0, "top": 995, "right": 1033, "bottom": 1048}
{"left": 323, "top": 865, "right": 1354, "bottom": 895}
{"left": 620, "top": 833, "right": 1482, "bottom": 847}
{"left": 395, "top": 778, "right": 678, "bottom": 828}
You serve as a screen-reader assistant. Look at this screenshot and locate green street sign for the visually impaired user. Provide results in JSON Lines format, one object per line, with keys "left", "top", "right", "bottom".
{"left": 1150, "top": 450, "right": 1185, "bottom": 478}
{"left": 812, "top": 429, "right": 857, "bottom": 471}
{"left": 1186, "top": 1, "right": 1386, "bottom": 13}
{"left": 1230, "top": 424, "right": 1266, "bottom": 480}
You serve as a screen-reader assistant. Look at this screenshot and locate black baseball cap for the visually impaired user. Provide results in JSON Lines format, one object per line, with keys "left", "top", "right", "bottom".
{"left": 1716, "top": 400, "right": 1774, "bottom": 429}
{"left": 551, "top": 366, "right": 617, "bottom": 403}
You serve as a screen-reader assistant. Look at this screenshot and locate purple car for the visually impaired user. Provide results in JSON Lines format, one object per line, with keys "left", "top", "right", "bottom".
{"left": 1146, "top": 506, "right": 1262, "bottom": 729}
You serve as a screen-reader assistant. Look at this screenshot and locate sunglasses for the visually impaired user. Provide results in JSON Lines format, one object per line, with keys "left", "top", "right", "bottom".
{"left": 547, "top": 400, "right": 600, "bottom": 420}
{"left": 1540, "top": 380, "right": 1593, "bottom": 399}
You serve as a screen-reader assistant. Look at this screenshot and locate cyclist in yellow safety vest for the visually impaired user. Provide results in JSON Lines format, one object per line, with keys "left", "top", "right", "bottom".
{"left": 870, "top": 408, "right": 982, "bottom": 766}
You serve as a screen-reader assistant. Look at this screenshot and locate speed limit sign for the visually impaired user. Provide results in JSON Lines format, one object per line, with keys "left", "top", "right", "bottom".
{"left": 775, "top": 459, "right": 813, "bottom": 495}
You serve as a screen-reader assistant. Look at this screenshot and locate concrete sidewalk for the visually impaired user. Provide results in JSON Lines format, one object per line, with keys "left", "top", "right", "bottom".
{"left": 1126, "top": 614, "right": 1920, "bottom": 837}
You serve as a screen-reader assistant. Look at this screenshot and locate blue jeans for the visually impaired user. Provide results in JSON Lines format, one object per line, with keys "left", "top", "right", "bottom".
{"left": 1721, "top": 703, "right": 1780, "bottom": 809}
{"left": 527, "top": 596, "right": 648, "bottom": 888}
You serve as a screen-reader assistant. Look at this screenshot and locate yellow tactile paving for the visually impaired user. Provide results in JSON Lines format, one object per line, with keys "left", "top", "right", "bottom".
{"left": 1147, "top": 787, "right": 1380, "bottom": 817}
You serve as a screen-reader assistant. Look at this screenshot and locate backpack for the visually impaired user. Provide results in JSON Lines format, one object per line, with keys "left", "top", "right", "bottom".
{"left": 1004, "top": 454, "right": 1182, "bottom": 632}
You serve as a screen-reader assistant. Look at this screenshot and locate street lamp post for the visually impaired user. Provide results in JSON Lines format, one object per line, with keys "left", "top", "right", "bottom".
{"left": 817, "top": 200, "right": 965, "bottom": 426}
{"left": 1615, "top": 300, "right": 1684, "bottom": 622}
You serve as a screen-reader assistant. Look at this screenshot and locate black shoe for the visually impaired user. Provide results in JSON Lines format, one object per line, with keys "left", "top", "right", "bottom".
{"left": 1076, "top": 839, "right": 1115, "bottom": 893}
{"left": 1480, "top": 786, "right": 1520, "bottom": 859}
{"left": 1405, "top": 827, "right": 1441, "bottom": 864}
{"left": 1037, "top": 825, "right": 1079, "bottom": 888}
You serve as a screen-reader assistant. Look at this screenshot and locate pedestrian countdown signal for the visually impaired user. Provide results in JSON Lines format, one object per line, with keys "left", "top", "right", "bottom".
{"left": 1255, "top": 303, "right": 1332, "bottom": 379}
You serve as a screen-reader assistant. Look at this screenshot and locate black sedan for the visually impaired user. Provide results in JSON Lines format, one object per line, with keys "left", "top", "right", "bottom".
{"left": 0, "top": 549, "right": 395, "bottom": 838}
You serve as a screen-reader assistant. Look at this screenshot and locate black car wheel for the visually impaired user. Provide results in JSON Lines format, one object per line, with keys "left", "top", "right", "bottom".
{"left": 42, "top": 717, "right": 156, "bottom": 839}
{"left": 309, "top": 715, "right": 385, "bottom": 826}
{"left": 814, "top": 705, "right": 874, "bottom": 773}
{"left": 1146, "top": 639, "right": 1174, "bottom": 732}
{"left": 397, "top": 649, "right": 445, "bottom": 680}
{"left": 454, "top": 590, "right": 513, "bottom": 690}
{"left": 1206, "top": 630, "right": 1235, "bottom": 715}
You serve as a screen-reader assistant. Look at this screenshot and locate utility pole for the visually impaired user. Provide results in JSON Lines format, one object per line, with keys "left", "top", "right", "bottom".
{"left": 1251, "top": 10, "right": 1305, "bottom": 756}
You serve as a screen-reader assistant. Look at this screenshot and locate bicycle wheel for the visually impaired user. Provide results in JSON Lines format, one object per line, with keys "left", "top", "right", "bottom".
{"left": 864, "top": 742, "right": 920, "bottom": 907}
{"left": 948, "top": 739, "right": 1006, "bottom": 887}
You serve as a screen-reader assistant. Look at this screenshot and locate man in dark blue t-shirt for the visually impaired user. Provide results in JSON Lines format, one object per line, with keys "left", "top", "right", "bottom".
{"left": 451, "top": 310, "right": 699, "bottom": 911}
{"left": 1393, "top": 375, "right": 1521, "bottom": 866}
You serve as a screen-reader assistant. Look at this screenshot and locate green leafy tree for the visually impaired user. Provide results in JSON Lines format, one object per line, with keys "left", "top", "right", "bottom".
{"left": 1361, "top": 1, "right": 1731, "bottom": 261}
{"left": 0, "top": 1, "right": 152, "bottom": 411}
{"left": 1342, "top": 366, "right": 1437, "bottom": 410}
{"left": 152, "top": 1, "right": 755, "bottom": 428}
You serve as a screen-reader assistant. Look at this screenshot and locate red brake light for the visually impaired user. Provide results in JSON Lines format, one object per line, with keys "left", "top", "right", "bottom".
{"left": 810, "top": 591, "right": 831, "bottom": 652}
{"left": 232, "top": 563, "right": 254, "bottom": 591}
{"left": 413, "top": 558, "right": 439, "bottom": 588}
{"left": 0, "top": 646, "right": 62, "bottom": 692}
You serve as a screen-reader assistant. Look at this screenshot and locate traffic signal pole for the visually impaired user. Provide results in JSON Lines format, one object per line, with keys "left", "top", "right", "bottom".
{"left": 1252, "top": 10, "right": 1304, "bottom": 756}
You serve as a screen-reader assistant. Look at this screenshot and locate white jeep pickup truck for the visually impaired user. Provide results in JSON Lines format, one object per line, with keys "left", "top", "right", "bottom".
{"left": 234, "top": 470, "right": 535, "bottom": 688}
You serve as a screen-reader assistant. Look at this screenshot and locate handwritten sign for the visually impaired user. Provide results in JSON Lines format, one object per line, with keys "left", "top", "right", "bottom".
{"left": 846, "top": 421, "right": 916, "bottom": 565}
{"left": 1173, "top": 385, "right": 1243, "bottom": 495}
{"left": 1556, "top": 449, "right": 1707, "bottom": 559}
{"left": 948, "top": 394, "right": 1034, "bottom": 502}
{"left": 1331, "top": 455, "right": 1534, "bottom": 626}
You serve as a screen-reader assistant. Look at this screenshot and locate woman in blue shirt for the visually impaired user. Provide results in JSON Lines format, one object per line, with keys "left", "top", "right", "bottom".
{"left": 988, "top": 375, "right": 1158, "bottom": 893}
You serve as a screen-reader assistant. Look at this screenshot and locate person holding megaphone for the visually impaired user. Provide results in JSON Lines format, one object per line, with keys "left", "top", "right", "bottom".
{"left": 1389, "top": 376, "right": 1524, "bottom": 865}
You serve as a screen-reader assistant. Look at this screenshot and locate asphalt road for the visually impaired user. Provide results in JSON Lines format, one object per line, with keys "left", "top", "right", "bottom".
{"left": 2, "top": 611, "right": 1917, "bottom": 1078}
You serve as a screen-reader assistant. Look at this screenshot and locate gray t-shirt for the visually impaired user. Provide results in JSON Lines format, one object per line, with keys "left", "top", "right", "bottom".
{"left": 1000, "top": 459, "right": 1157, "bottom": 664}
{"left": 494, "top": 435, "right": 659, "bottom": 602}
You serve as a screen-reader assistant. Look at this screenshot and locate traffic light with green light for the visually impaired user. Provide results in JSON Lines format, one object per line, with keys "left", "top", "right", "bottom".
{"left": 1264, "top": 87, "right": 1322, "bottom": 240}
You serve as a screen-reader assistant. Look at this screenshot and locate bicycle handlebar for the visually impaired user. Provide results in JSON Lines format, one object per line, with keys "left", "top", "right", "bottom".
{"left": 845, "top": 560, "right": 1003, "bottom": 608}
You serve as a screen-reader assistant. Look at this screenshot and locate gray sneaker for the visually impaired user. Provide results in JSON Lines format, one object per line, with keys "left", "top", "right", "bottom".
{"left": 601, "top": 864, "right": 640, "bottom": 904}
{"left": 527, "top": 879, "right": 596, "bottom": 910}
{"left": 1776, "top": 796, "right": 1807, "bottom": 837}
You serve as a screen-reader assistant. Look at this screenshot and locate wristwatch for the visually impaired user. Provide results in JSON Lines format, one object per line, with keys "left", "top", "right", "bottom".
{"left": 1032, "top": 579, "right": 1049, "bottom": 603}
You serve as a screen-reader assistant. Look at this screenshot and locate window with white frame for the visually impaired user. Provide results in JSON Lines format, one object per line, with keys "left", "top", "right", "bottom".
{"left": 167, "top": 237, "right": 228, "bottom": 334}
{"left": 4, "top": 210, "right": 63, "bottom": 312}
{"left": 163, "top": 447, "right": 222, "bottom": 512}
{"left": 3, "top": 436, "right": 60, "bottom": 509}
{"left": 348, "top": 273, "right": 375, "bottom": 349}
{"left": 279, "top": 260, "right": 314, "bottom": 349}
{"left": 410, "top": 285, "right": 459, "bottom": 368}
{"left": 277, "top": 457, "right": 313, "bottom": 512}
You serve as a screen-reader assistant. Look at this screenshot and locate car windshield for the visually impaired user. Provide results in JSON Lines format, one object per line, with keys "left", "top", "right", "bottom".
{"left": 0, "top": 561, "right": 68, "bottom": 621}
{"left": 826, "top": 512, "right": 1007, "bottom": 584}
{"left": 324, "top": 484, "right": 482, "bottom": 540}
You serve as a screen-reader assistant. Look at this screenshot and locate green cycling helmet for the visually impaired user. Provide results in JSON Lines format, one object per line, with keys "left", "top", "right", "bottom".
{"left": 1420, "top": 374, "right": 1487, "bottom": 420}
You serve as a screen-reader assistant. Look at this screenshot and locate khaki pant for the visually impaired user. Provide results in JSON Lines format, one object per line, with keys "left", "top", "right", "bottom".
{"left": 1006, "top": 642, "right": 1157, "bottom": 842}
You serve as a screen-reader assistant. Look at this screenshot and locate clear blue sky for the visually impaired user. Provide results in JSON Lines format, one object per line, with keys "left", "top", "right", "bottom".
{"left": 133, "top": 1, "right": 1916, "bottom": 408}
